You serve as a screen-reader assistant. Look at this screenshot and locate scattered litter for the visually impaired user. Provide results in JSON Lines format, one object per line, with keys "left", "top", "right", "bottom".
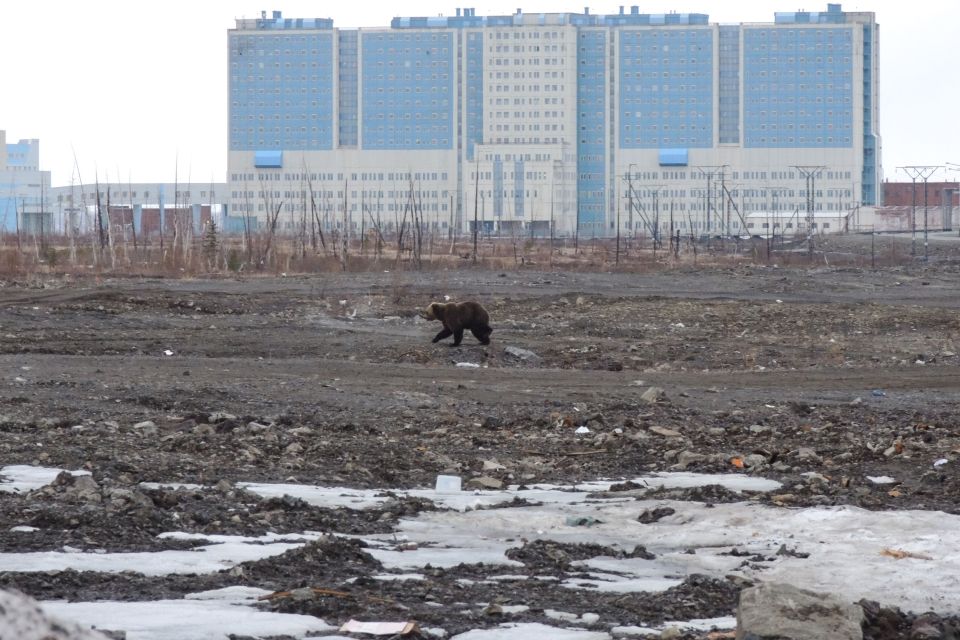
{"left": 933, "top": 459, "right": 949, "bottom": 467}
{"left": 456, "top": 362, "right": 480, "bottom": 368}
{"left": 444, "top": 295, "right": 451, "bottom": 301}
{"left": 730, "top": 457, "right": 745, "bottom": 469}
{"left": 881, "top": 548, "right": 933, "bottom": 561}
{"left": 339, "top": 620, "right": 419, "bottom": 635}
{"left": 435, "top": 475, "right": 462, "bottom": 493}
{"left": 871, "top": 389, "right": 886, "bottom": 397}
{"left": 163, "top": 350, "right": 174, "bottom": 356}
{"left": 867, "top": 476, "right": 896, "bottom": 485}
{"left": 575, "top": 426, "right": 591, "bottom": 435}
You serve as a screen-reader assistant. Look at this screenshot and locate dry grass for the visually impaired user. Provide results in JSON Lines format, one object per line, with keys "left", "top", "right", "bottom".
{"left": 0, "top": 229, "right": 939, "bottom": 280}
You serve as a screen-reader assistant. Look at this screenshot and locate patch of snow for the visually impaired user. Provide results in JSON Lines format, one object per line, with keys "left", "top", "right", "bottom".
{"left": 0, "top": 465, "right": 91, "bottom": 493}
{"left": 451, "top": 622, "right": 611, "bottom": 639}
{"left": 663, "top": 616, "right": 737, "bottom": 631}
{"left": 0, "top": 533, "right": 311, "bottom": 575}
{"left": 40, "top": 597, "right": 336, "bottom": 640}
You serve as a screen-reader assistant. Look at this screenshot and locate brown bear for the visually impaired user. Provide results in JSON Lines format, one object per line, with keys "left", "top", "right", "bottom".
{"left": 423, "top": 301, "right": 492, "bottom": 346}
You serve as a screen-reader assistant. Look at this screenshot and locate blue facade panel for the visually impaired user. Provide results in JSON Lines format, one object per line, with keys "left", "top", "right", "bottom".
{"left": 466, "top": 32, "right": 484, "bottom": 160}
{"left": 659, "top": 148, "right": 688, "bottom": 166}
{"left": 228, "top": 31, "right": 335, "bottom": 151}
{"left": 577, "top": 29, "right": 607, "bottom": 231}
{"left": 5, "top": 142, "right": 32, "bottom": 166}
{"left": 743, "top": 26, "right": 853, "bottom": 148}
{"left": 619, "top": 28, "right": 713, "bottom": 149}
{"left": 254, "top": 150, "right": 283, "bottom": 168}
{"left": 361, "top": 30, "right": 454, "bottom": 150}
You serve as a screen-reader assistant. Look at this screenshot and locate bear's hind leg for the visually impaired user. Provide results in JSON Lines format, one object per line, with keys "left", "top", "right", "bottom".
{"left": 471, "top": 326, "right": 492, "bottom": 345}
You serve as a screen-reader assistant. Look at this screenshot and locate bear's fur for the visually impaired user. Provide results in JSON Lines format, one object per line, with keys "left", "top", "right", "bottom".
{"left": 423, "top": 301, "right": 492, "bottom": 346}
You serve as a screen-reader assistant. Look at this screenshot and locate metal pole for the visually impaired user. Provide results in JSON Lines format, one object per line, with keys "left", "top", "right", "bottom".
{"left": 473, "top": 159, "right": 479, "bottom": 264}
{"left": 615, "top": 189, "right": 621, "bottom": 265}
{"left": 912, "top": 177, "right": 917, "bottom": 257}
{"left": 923, "top": 177, "right": 929, "bottom": 262}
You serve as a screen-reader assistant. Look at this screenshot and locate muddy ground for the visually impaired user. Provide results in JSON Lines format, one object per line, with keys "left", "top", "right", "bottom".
{"left": 1, "top": 233, "right": 960, "bottom": 638}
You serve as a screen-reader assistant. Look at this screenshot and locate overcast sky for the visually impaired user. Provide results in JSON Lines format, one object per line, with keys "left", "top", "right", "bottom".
{"left": 1, "top": 1, "right": 958, "bottom": 187}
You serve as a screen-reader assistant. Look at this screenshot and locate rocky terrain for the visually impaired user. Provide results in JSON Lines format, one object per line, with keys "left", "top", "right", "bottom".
{"left": 1, "top": 233, "right": 960, "bottom": 639}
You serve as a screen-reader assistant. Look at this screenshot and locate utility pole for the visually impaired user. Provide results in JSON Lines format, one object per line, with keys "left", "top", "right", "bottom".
{"left": 693, "top": 165, "right": 727, "bottom": 240}
{"left": 899, "top": 165, "right": 941, "bottom": 262}
{"left": 615, "top": 188, "right": 621, "bottom": 265}
{"left": 794, "top": 165, "right": 826, "bottom": 259}
{"left": 472, "top": 160, "right": 479, "bottom": 264}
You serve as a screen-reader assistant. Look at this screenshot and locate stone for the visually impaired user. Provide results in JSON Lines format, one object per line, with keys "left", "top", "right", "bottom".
{"left": 467, "top": 476, "right": 503, "bottom": 490}
{"left": 796, "top": 447, "right": 821, "bottom": 462}
{"left": 192, "top": 423, "right": 216, "bottom": 437}
{"left": 641, "top": 386, "right": 666, "bottom": 403}
{"left": 132, "top": 420, "right": 158, "bottom": 436}
{"left": 482, "top": 459, "right": 506, "bottom": 471}
{"left": 649, "top": 425, "right": 682, "bottom": 438}
{"left": 673, "top": 450, "right": 706, "bottom": 469}
{"left": 744, "top": 453, "right": 769, "bottom": 469}
{"left": 481, "top": 415, "right": 502, "bottom": 429}
{"left": 0, "top": 588, "right": 113, "bottom": 639}
{"left": 284, "top": 442, "right": 304, "bottom": 455}
{"left": 737, "top": 582, "right": 863, "bottom": 640}
{"left": 504, "top": 346, "right": 541, "bottom": 362}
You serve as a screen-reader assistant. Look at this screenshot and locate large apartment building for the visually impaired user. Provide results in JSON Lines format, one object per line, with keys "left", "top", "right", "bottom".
{"left": 227, "top": 4, "right": 880, "bottom": 238}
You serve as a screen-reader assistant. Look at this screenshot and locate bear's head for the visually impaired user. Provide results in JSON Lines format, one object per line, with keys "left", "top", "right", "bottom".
{"left": 423, "top": 302, "right": 443, "bottom": 321}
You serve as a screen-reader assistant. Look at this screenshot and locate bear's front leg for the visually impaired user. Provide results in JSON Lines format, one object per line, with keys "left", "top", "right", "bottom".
{"left": 451, "top": 328, "right": 465, "bottom": 346}
{"left": 432, "top": 327, "right": 453, "bottom": 343}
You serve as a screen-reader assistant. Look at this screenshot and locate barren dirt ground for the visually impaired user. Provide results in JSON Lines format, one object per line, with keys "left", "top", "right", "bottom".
{"left": 2, "top": 234, "right": 960, "bottom": 638}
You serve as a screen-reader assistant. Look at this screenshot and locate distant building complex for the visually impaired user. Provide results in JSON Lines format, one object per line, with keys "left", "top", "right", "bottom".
{"left": 227, "top": 3, "right": 880, "bottom": 238}
{"left": 0, "top": 131, "right": 51, "bottom": 234}
{"left": 2, "top": 130, "right": 228, "bottom": 238}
